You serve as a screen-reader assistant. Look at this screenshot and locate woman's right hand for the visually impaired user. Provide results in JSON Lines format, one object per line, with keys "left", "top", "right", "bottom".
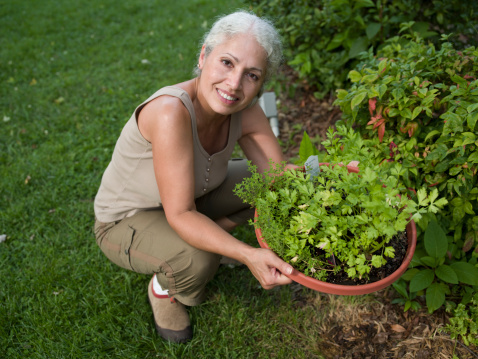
{"left": 243, "top": 248, "right": 294, "bottom": 289}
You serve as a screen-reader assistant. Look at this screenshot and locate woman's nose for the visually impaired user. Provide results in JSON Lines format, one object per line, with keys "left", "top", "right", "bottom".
{"left": 226, "top": 70, "right": 242, "bottom": 90}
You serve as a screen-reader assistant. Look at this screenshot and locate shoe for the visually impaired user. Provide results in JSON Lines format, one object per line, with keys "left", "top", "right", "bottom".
{"left": 148, "top": 276, "right": 193, "bottom": 343}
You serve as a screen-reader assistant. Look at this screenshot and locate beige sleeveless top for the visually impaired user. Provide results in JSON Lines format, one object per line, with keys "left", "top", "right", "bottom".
{"left": 94, "top": 86, "right": 243, "bottom": 223}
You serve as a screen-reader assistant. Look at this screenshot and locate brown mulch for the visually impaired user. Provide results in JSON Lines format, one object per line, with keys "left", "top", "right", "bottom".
{"left": 274, "top": 67, "right": 478, "bottom": 359}
{"left": 275, "top": 67, "right": 344, "bottom": 161}
{"left": 294, "top": 287, "right": 478, "bottom": 359}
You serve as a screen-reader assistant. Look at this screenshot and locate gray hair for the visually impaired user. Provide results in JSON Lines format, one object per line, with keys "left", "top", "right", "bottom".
{"left": 194, "top": 10, "right": 283, "bottom": 87}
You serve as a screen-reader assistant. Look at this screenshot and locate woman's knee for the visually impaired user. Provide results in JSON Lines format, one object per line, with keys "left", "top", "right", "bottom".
{"left": 187, "top": 250, "right": 221, "bottom": 285}
{"left": 166, "top": 250, "right": 220, "bottom": 305}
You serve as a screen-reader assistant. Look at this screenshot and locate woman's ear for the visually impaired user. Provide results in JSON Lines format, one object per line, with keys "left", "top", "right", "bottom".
{"left": 198, "top": 44, "right": 206, "bottom": 69}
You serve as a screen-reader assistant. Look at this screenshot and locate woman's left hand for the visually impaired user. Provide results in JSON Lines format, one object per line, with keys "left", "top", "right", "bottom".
{"left": 243, "top": 247, "right": 294, "bottom": 290}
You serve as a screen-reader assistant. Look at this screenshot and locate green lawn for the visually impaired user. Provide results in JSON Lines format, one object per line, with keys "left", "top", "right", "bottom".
{"left": 0, "top": 1, "right": 331, "bottom": 358}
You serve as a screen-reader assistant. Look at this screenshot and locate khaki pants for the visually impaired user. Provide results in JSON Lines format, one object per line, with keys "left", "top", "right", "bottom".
{"left": 94, "top": 159, "right": 254, "bottom": 306}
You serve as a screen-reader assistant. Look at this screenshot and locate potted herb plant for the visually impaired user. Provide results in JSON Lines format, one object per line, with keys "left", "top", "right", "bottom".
{"left": 235, "top": 126, "right": 448, "bottom": 295}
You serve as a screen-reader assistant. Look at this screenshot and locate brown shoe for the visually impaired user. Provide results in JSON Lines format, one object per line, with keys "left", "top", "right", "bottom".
{"left": 148, "top": 276, "right": 193, "bottom": 343}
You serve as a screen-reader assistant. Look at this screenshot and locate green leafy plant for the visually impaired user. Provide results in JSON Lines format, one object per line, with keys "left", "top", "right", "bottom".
{"left": 248, "top": 0, "right": 477, "bottom": 98}
{"left": 445, "top": 293, "right": 478, "bottom": 347}
{"left": 391, "top": 279, "right": 422, "bottom": 312}
{"left": 235, "top": 126, "right": 447, "bottom": 283}
{"left": 394, "top": 221, "right": 478, "bottom": 313}
{"left": 333, "top": 30, "right": 478, "bottom": 315}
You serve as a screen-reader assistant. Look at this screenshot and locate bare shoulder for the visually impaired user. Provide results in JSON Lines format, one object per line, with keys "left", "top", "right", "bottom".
{"left": 138, "top": 95, "right": 190, "bottom": 142}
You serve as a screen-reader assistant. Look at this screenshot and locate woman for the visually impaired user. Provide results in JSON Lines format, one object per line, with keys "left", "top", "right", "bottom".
{"left": 94, "top": 10, "right": 295, "bottom": 343}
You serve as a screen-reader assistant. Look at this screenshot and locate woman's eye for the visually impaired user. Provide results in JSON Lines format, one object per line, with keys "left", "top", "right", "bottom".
{"left": 248, "top": 73, "right": 259, "bottom": 81}
{"left": 221, "top": 59, "right": 232, "bottom": 66}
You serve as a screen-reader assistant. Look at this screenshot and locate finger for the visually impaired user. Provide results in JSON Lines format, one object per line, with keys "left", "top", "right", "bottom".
{"left": 271, "top": 261, "right": 294, "bottom": 284}
{"left": 272, "top": 271, "right": 293, "bottom": 286}
{"left": 273, "top": 256, "right": 293, "bottom": 276}
{"left": 263, "top": 269, "right": 293, "bottom": 289}
{"left": 278, "top": 276, "right": 293, "bottom": 285}
{"left": 282, "top": 263, "right": 293, "bottom": 275}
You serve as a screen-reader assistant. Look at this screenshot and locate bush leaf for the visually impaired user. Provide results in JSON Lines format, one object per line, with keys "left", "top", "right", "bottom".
{"left": 401, "top": 268, "right": 420, "bottom": 281}
{"left": 426, "top": 283, "right": 447, "bottom": 313}
{"left": 424, "top": 220, "right": 448, "bottom": 259}
{"left": 348, "top": 70, "right": 362, "bottom": 83}
{"left": 351, "top": 92, "right": 367, "bottom": 109}
{"left": 450, "top": 262, "right": 478, "bottom": 285}
{"left": 410, "top": 269, "right": 435, "bottom": 292}
{"left": 435, "top": 264, "right": 458, "bottom": 284}
{"left": 392, "top": 281, "right": 408, "bottom": 298}
{"left": 366, "top": 22, "right": 381, "bottom": 39}
{"left": 299, "top": 131, "right": 319, "bottom": 163}
{"left": 467, "top": 112, "right": 478, "bottom": 131}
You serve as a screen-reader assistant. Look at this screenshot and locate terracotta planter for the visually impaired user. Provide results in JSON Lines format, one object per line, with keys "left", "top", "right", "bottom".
{"left": 254, "top": 163, "right": 418, "bottom": 295}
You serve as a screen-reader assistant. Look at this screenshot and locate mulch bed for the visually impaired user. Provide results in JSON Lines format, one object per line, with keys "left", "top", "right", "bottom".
{"left": 275, "top": 67, "right": 478, "bottom": 359}
{"left": 275, "top": 67, "right": 344, "bottom": 161}
{"left": 306, "top": 288, "right": 477, "bottom": 359}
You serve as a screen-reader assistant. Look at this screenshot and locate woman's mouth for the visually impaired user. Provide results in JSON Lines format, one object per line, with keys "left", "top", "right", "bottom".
{"left": 217, "top": 89, "right": 239, "bottom": 103}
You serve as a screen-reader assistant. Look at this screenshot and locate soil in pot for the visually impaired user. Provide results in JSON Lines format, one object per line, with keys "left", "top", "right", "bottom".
{"left": 324, "top": 230, "right": 408, "bottom": 286}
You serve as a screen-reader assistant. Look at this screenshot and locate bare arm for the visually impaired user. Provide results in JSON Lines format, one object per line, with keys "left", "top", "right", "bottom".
{"left": 238, "top": 103, "right": 285, "bottom": 171}
{"left": 239, "top": 103, "right": 302, "bottom": 173}
{"left": 138, "top": 97, "right": 293, "bottom": 289}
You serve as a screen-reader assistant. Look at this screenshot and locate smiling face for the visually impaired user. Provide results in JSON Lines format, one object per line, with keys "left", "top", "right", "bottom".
{"left": 196, "top": 33, "right": 267, "bottom": 116}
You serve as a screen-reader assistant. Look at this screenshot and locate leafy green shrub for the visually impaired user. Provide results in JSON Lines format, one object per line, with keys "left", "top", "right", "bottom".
{"left": 333, "top": 30, "right": 478, "bottom": 315}
{"left": 445, "top": 293, "right": 478, "bottom": 347}
{"left": 248, "top": 0, "right": 477, "bottom": 98}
